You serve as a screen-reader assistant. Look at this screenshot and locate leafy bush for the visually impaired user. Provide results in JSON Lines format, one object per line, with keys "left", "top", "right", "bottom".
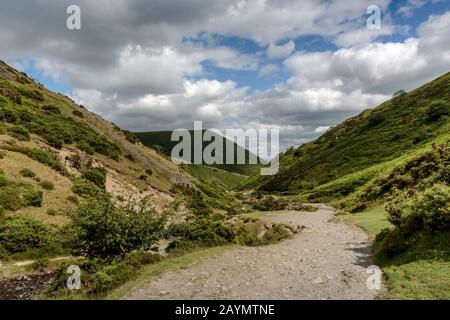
{"left": 39, "top": 180, "right": 54, "bottom": 190}
{"left": 82, "top": 167, "right": 107, "bottom": 188}
{"left": 377, "top": 184, "right": 450, "bottom": 257}
{"left": 72, "top": 178, "right": 105, "bottom": 198}
{"left": 72, "top": 109, "right": 84, "bottom": 118}
{"left": 167, "top": 218, "right": 235, "bottom": 254}
{"left": 21, "top": 186, "right": 43, "bottom": 207}
{"left": 20, "top": 168, "right": 36, "bottom": 178}
{"left": 68, "top": 197, "right": 166, "bottom": 259}
{"left": 427, "top": 100, "right": 450, "bottom": 122}
{"left": 9, "top": 124, "right": 30, "bottom": 141}
{"left": 0, "top": 186, "right": 25, "bottom": 210}
{"left": 41, "top": 105, "right": 61, "bottom": 114}
{"left": 0, "top": 216, "right": 53, "bottom": 255}
{"left": 249, "top": 195, "right": 288, "bottom": 211}
{"left": 368, "top": 113, "right": 385, "bottom": 126}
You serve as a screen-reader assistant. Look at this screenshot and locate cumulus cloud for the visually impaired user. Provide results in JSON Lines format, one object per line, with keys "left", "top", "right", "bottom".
{"left": 267, "top": 41, "right": 295, "bottom": 59}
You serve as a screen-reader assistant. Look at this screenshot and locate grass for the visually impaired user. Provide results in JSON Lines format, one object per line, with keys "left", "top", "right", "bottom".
{"left": 344, "top": 206, "right": 391, "bottom": 239}
{"left": 184, "top": 164, "right": 246, "bottom": 189}
{"left": 381, "top": 260, "right": 450, "bottom": 299}
{"left": 106, "top": 245, "right": 237, "bottom": 299}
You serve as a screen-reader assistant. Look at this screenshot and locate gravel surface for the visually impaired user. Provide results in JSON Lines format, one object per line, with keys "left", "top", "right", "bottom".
{"left": 126, "top": 205, "right": 380, "bottom": 300}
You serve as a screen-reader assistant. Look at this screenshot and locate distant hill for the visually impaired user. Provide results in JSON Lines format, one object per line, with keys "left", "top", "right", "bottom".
{"left": 135, "top": 130, "right": 262, "bottom": 176}
{"left": 243, "top": 71, "right": 450, "bottom": 200}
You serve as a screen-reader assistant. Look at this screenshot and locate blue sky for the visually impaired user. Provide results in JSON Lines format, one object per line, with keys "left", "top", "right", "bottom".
{"left": 1, "top": 0, "right": 449, "bottom": 149}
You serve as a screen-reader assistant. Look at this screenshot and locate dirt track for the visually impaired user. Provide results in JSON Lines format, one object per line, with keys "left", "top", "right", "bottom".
{"left": 126, "top": 205, "right": 380, "bottom": 300}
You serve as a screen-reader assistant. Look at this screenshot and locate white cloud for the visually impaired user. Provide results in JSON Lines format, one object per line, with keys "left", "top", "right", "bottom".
{"left": 259, "top": 64, "right": 279, "bottom": 78}
{"left": 267, "top": 41, "right": 295, "bottom": 59}
{"left": 397, "top": 0, "right": 428, "bottom": 17}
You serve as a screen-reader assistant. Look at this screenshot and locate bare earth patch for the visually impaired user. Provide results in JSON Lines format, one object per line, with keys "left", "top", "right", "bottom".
{"left": 125, "top": 205, "right": 381, "bottom": 300}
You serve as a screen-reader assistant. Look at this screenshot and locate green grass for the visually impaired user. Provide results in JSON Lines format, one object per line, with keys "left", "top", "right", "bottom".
{"left": 381, "top": 260, "right": 450, "bottom": 299}
{"left": 107, "top": 245, "right": 237, "bottom": 299}
{"left": 344, "top": 206, "right": 391, "bottom": 239}
{"left": 184, "top": 164, "right": 246, "bottom": 189}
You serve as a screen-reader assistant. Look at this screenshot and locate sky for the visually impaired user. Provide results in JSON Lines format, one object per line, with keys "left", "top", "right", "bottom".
{"left": 0, "top": 0, "right": 449, "bottom": 150}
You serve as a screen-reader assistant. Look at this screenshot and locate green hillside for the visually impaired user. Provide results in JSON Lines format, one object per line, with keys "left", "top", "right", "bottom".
{"left": 244, "top": 72, "right": 450, "bottom": 196}
{"left": 135, "top": 130, "right": 261, "bottom": 176}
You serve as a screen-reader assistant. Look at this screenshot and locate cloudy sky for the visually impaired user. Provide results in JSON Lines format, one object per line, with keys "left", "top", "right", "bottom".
{"left": 0, "top": 0, "right": 449, "bottom": 149}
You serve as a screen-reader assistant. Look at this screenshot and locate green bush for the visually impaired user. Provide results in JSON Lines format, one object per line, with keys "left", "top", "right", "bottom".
{"left": 72, "top": 110, "right": 84, "bottom": 118}
{"left": 0, "top": 216, "right": 52, "bottom": 254}
{"left": 0, "top": 186, "right": 26, "bottom": 210}
{"left": 71, "top": 178, "right": 105, "bottom": 198}
{"left": 20, "top": 168, "right": 36, "bottom": 178}
{"left": 76, "top": 140, "right": 95, "bottom": 155}
{"left": 68, "top": 196, "right": 166, "bottom": 259}
{"left": 41, "top": 105, "right": 61, "bottom": 114}
{"left": 9, "top": 124, "right": 30, "bottom": 141}
{"left": 167, "top": 217, "right": 235, "bottom": 254}
{"left": 377, "top": 183, "right": 450, "bottom": 257}
{"left": 427, "top": 100, "right": 450, "bottom": 122}
{"left": 39, "top": 180, "right": 54, "bottom": 190}
{"left": 82, "top": 167, "right": 107, "bottom": 188}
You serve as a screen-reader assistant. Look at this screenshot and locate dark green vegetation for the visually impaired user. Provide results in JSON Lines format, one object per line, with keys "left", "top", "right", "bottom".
{"left": 244, "top": 72, "right": 450, "bottom": 299}
{"left": 135, "top": 130, "right": 261, "bottom": 176}
{"left": 0, "top": 171, "right": 43, "bottom": 211}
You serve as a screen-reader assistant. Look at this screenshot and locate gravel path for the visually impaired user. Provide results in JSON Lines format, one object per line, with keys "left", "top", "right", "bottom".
{"left": 126, "top": 205, "right": 379, "bottom": 300}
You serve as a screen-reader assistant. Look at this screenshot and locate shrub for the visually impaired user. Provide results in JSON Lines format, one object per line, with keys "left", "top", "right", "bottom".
{"left": 145, "top": 169, "right": 153, "bottom": 176}
{"left": 249, "top": 195, "right": 288, "bottom": 211}
{"left": 392, "top": 89, "right": 406, "bottom": 98}
{"left": 9, "top": 124, "right": 30, "bottom": 141}
{"left": 76, "top": 140, "right": 95, "bottom": 155}
{"left": 21, "top": 186, "right": 43, "bottom": 207}
{"left": 20, "top": 168, "right": 36, "bottom": 178}
{"left": 0, "top": 216, "right": 52, "bottom": 254}
{"left": 0, "top": 186, "right": 26, "bottom": 210}
{"left": 69, "top": 197, "right": 166, "bottom": 259}
{"left": 41, "top": 105, "right": 61, "bottom": 114}
{"left": 427, "top": 100, "right": 450, "bottom": 122}
{"left": 82, "top": 167, "right": 107, "bottom": 188}
{"left": 167, "top": 218, "right": 235, "bottom": 254}
{"left": 72, "top": 110, "right": 84, "bottom": 118}
{"left": 138, "top": 174, "right": 147, "bottom": 181}
{"left": 368, "top": 113, "right": 385, "bottom": 126}
{"left": 72, "top": 178, "right": 105, "bottom": 198}
{"left": 66, "top": 195, "right": 78, "bottom": 204}
{"left": 39, "top": 180, "right": 54, "bottom": 190}
{"left": 377, "top": 184, "right": 450, "bottom": 257}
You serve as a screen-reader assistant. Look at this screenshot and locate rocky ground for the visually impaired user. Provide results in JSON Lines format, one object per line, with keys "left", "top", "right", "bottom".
{"left": 126, "top": 205, "right": 381, "bottom": 300}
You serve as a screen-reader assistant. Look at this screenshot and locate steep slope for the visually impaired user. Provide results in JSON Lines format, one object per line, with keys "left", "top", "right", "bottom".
{"left": 244, "top": 72, "right": 450, "bottom": 198}
{"left": 0, "top": 60, "right": 191, "bottom": 224}
{"left": 135, "top": 130, "right": 262, "bottom": 176}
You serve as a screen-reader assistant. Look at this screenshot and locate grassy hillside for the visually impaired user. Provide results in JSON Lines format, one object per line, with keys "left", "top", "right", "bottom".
{"left": 244, "top": 72, "right": 450, "bottom": 195}
{"left": 135, "top": 130, "right": 261, "bottom": 176}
